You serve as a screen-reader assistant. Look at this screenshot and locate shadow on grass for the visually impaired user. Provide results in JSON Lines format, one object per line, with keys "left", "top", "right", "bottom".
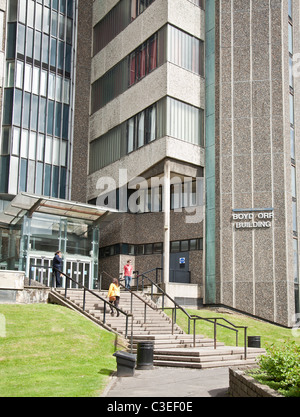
{"left": 98, "top": 368, "right": 114, "bottom": 376}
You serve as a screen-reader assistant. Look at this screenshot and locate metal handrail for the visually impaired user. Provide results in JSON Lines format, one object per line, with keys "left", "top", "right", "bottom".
{"left": 44, "top": 266, "right": 134, "bottom": 350}
{"left": 135, "top": 269, "right": 248, "bottom": 359}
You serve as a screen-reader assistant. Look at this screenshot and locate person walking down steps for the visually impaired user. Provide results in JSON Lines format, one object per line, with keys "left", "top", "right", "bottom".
{"left": 107, "top": 278, "right": 120, "bottom": 316}
{"left": 123, "top": 259, "right": 133, "bottom": 290}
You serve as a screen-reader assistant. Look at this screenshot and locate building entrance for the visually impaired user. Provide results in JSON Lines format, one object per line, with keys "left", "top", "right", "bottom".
{"left": 29, "top": 256, "right": 53, "bottom": 286}
{"left": 66, "top": 259, "right": 91, "bottom": 288}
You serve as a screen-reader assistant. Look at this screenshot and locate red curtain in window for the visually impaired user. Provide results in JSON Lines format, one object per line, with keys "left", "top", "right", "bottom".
{"left": 130, "top": 53, "right": 136, "bottom": 85}
{"left": 139, "top": 47, "right": 146, "bottom": 79}
{"left": 149, "top": 37, "right": 157, "bottom": 71}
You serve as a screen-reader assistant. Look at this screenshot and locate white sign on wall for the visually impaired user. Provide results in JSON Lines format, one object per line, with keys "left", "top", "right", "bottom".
{"left": 232, "top": 208, "right": 274, "bottom": 229}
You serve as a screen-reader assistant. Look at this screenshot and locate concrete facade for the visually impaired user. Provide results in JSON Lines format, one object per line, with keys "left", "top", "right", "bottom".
{"left": 87, "top": 0, "right": 205, "bottom": 306}
{"left": 215, "top": 0, "right": 298, "bottom": 326}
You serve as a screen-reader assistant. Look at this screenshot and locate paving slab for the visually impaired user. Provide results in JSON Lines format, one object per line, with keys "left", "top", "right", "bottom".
{"left": 101, "top": 366, "right": 230, "bottom": 398}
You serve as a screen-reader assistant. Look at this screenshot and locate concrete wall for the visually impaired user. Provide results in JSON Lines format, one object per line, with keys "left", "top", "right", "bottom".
{"left": 216, "top": 0, "right": 295, "bottom": 326}
{"left": 0, "top": 270, "right": 50, "bottom": 304}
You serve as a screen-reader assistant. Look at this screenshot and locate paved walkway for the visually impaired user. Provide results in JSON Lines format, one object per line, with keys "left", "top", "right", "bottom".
{"left": 101, "top": 366, "right": 230, "bottom": 398}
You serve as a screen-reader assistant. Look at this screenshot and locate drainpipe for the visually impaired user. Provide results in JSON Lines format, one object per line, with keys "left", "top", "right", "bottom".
{"left": 163, "top": 160, "right": 170, "bottom": 285}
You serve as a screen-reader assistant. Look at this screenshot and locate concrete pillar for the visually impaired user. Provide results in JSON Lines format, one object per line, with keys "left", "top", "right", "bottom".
{"left": 163, "top": 160, "right": 170, "bottom": 284}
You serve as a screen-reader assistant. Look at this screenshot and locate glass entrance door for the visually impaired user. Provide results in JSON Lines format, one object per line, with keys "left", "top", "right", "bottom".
{"left": 66, "top": 260, "right": 91, "bottom": 288}
{"left": 29, "top": 256, "right": 54, "bottom": 286}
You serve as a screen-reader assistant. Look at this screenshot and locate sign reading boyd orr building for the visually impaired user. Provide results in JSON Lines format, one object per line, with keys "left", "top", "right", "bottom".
{"left": 232, "top": 208, "right": 274, "bottom": 229}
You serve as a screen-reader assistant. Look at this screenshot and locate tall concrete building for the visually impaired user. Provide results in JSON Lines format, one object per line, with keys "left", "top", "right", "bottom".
{"left": 87, "top": 0, "right": 299, "bottom": 327}
{"left": 0, "top": 0, "right": 299, "bottom": 328}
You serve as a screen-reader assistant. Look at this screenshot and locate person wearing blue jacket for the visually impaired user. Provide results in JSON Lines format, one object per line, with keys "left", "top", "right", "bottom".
{"left": 52, "top": 251, "right": 63, "bottom": 287}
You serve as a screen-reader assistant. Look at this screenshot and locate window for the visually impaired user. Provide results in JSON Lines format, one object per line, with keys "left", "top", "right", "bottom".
{"left": 92, "top": 25, "right": 203, "bottom": 114}
{"left": 167, "top": 25, "right": 204, "bottom": 75}
{"left": 93, "top": 0, "right": 156, "bottom": 55}
{"left": 89, "top": 97, "right": 203, "bottom": 173}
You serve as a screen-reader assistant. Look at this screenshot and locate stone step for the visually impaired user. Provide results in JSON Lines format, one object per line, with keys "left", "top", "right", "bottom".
{"left": 153, "top": 358, "right": 259, "bottom": 369}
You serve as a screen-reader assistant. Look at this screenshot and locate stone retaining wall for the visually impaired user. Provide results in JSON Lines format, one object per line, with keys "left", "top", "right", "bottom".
{"left": 229, "top": 367, "right": 284, "bottom": 397}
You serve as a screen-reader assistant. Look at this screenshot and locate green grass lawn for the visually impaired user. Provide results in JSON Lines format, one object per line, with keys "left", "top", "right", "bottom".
{"left": 0, "top": 304, "right": 118, "bottom": 397}
{"left": 165, "top": 307, "right": 300, "bottom": 348}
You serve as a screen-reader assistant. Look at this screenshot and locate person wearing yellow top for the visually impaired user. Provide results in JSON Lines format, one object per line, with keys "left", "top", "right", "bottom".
{"left": 107, "top": 278, "right": 121, "bottom": 316}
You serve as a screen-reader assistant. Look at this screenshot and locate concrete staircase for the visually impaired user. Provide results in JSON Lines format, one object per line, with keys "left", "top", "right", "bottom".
{"left": 51, "top": 288, "right": 265, "bottom": 369}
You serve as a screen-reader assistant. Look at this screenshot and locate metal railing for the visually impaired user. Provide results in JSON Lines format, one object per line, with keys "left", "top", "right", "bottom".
{"left": 31, "top": 265, "right": 134, "bottom": 350}
{"left": 132, "top": 268, "right": 248, "bottom": 360}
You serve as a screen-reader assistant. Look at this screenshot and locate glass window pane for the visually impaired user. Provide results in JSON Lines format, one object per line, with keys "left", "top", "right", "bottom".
{"left": 5, "top": 62, "right": 15, "bottom": 88}
{"left": 47, "top": 100, "right": 54, "bottom": 135}
{"left": 138, "top": 112, "right": 144, "bottom": 148}
{"left": 39, "top": 97, "right": 46, "bottom": 133}
{"left": 53, "top": 137, "right": 60, "bottom": 165}
{"left": 60, "top": 167, "right": 66, "bottom": 199}
{"left": 8, "top": 156, "right": 19, "bottom": 195}
{"left": 13, "top": 88, "right": 23, "bottom": 126}
{"left": 24, "top": 64, "right": 32, "bottom": 92}
{"left": 35, "top": 161, "right": 43, "bottom": 194}
{"left": 37, "top": 134, "right": 45, "bottom": 161}
{"left": 56, "top": 75, "right": 62, "bottom": 101}
{"left": 48, "top": 72, "right": 55, "bottom": 99}
{"left": 51, "top": 11, "right": 58, "bottom": 36}
{"left": 55, "top": 102, "right": 62, "bottom": 137}
{"left": 50, "top": 38, "right": 57, "bottom": 67}
{"left": 58, "top": 40, "right": 64, "bottom": 70}
{"left": 27, "top": 0, "right": 34, "bottom": 27}
{"left": 17, "top": 23, "right": 25, "bottom": 55}
{"left": 12, "top": 127, "right": 20, "bottom": 156}
{"left": 40, "top": 69, "right": 47, "bottom": 96}
{"left": 32, "top": 67, "right": 40, "bottom": 95}
{"left": 44, "top": 164, "right": 51, "bottom": 196}
{"left": 170, "top": 241, "right": 180, "bottom": 253}
{"left": 62, "top": 104, "right": 69, "bottom": 139}
{"left": 61, "top": 140, "right": 67, "bottom": 166}
{"left": 63, "top": 78, "right": 70, "bottom": 104}
{"left": 19, "top": 0, "right": 27, "bottom": 23}
{"left": 66, "top": 17, "right": 72, "bottom": 43}
{"left": 59, "top": 14, "right": 65, "bottom": 40}
{"left": 6, "top": 23, "right": 16, "bottom": 59}
{"left": 52, "top": 166, "right": 59, "bottom": 197}
{"left": 42, "top": 34, "right": 49, "bottom": 64}
{"left": 31, "top": 94, "right": 39, "bottom": 131}
{"left": 29, "top": 131, "right": 36, "bottom": 160}
{"left": 127, "top": 118, "right": 134, "bottom": 153}
{"left": 3, "top": 88, "right": 13, "bottom": 125}
{"left": 22, "top": 92, "right": 31, "bottom": 129}
{"left": 35, "top": 2, "right": 42, "bottom": 31}
{"left": 34, "top": 30, "right": 41, "bottom": 61}
{"left": 26, "top": 27, "right": 33, "bottom": 58}
{"left": 43, "top": 7, "right": 50, "bottom": 34}
{"left": 20, "top": 129, "right": 29, "bottom": 158}
{"left": 16, "top": 60, "right": 23, "bottom": 89}
{"left": 45, "top": 136, "right": 52, "bottom": 164}
{"left": 19, "top": 159, "right": 28, "bottom": 192}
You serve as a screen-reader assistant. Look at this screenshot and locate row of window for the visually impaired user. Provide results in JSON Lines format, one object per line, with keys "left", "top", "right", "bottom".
{"left": 91, "top": 176, "right": 203, "bottom": 214}
{"left": 91, "top": 24, "right": 204, "bottom": 114}
{"left": 0, "top": 154, "right": 67, "bottom": 198}
{"left": 3, "top": 88, "right": 70, "bottom": 140}
{"left": 89, "top": 96, "right": 204, "bottom": 173}
{"left": 1, "top": 127, "right": 68, "bottom": 167}
{"left": 93, "top": 0, "right": 156, "bottom": 55}
{"left": 99, "top": 238, "right": 203, "bottom": 259}
{"left": 8, "top": 0, "right": 74, "bottom": 23}
{"left": 7, "top": 22, "right": 73, "bottom": 76}
{"left": 93, "top": 0, "right": 205, "bottom": 56}
{"left": 6, "top": 61, "right": 70, "bottom": 105}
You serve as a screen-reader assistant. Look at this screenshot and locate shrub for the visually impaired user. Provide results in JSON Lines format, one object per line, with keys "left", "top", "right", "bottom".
{"left": 258, "top": 341, "right": 300, "bottom": 390}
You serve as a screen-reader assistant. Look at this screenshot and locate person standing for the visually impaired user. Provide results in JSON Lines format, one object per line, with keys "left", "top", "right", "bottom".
{"left": 107, "top": 278, "right": 121, "bottom": 316}
{"left": 52, "top": 250, "right": 63, "bottom": 287}
{"left": 123, "top": 259, "right": 133, "bottom": 290}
